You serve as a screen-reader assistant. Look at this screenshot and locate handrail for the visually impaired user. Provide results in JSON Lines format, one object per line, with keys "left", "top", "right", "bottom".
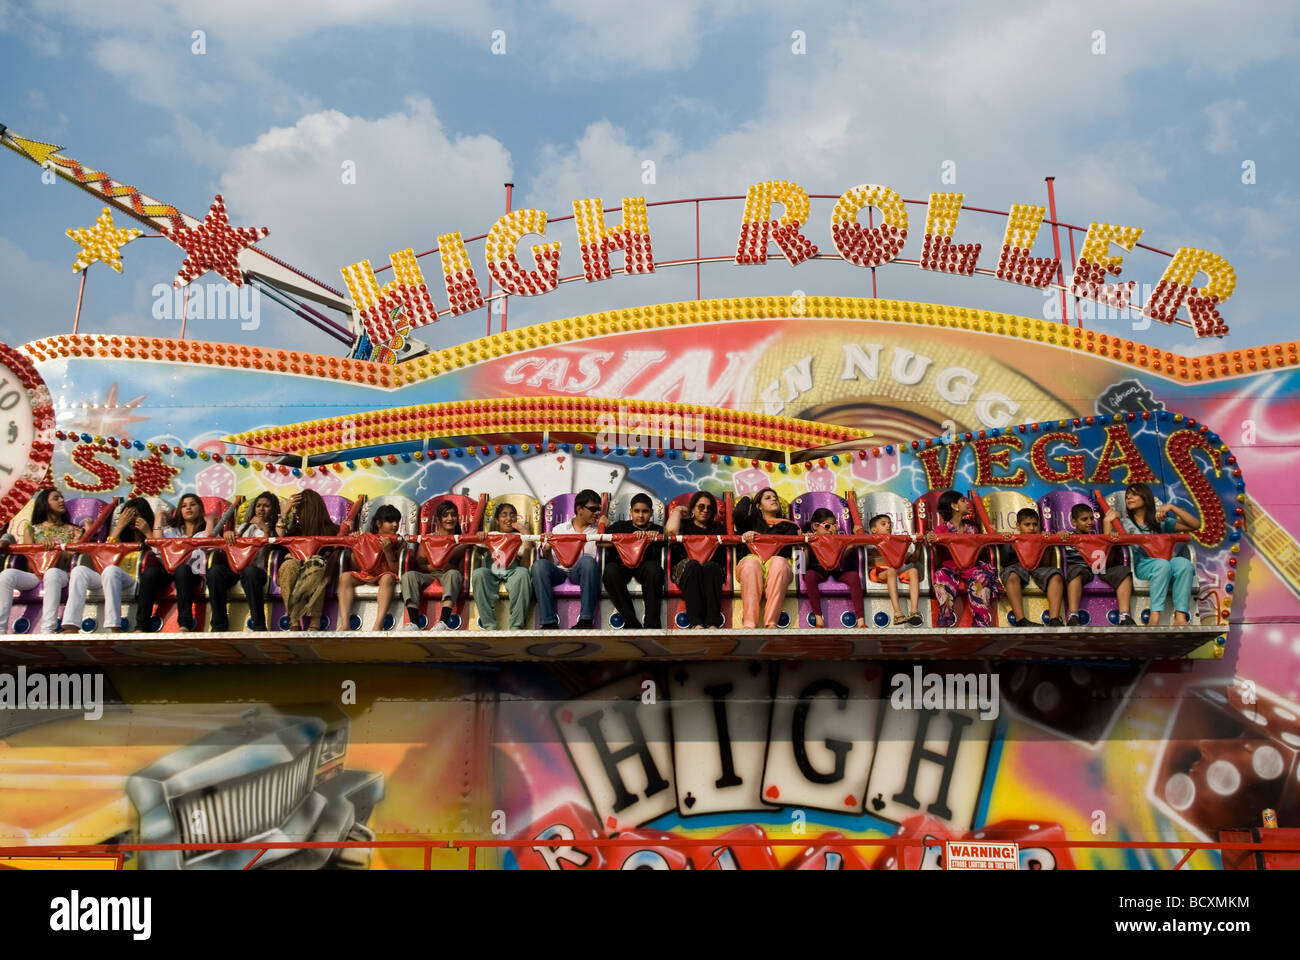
{"left": 1, "top": 833, "right": 1294, "bottom": 870}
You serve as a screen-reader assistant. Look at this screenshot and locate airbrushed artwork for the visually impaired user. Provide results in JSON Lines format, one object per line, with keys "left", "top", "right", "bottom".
{"left": 0, "top": 117, "right": 1296, "bottom": 870}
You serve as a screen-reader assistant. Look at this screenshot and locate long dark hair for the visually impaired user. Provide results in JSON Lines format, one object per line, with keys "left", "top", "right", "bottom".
{"left": 246, "top": 492, "right": 281, "bottom": 530}
{"left": 294, "top": 489, "right": 333, "bottom": 536}
{"left": 752, "top": 487, "right": 785, "bottom": 520}
{"left": 936, "top": 490, "right": 965, "bottom": 523}
{"left": 31, "top": 489, "right": 69, "bottom": 526}
{"left": 1125, "top": 482, "right": 1160, "bottom": 532}
{"left": 167, "top": 493, "right": 206, "bottom": 534}
{"left": 119, "top": 497, "right": 156, "bottom": 543}
{"left": 369, "top": 504, "right": 401, "bottom": 533}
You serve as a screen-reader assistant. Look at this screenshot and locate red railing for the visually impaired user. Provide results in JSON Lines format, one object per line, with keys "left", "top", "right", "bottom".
{"left": 2, "top": 835, "right": 1297, "bottom": 870}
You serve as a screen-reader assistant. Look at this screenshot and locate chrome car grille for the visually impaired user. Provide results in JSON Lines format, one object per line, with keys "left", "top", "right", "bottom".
{"left": 175, "top": 748, "right": 316, "bottom": 857}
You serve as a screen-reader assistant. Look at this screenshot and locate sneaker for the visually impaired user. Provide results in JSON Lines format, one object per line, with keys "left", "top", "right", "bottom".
{"left": 1014, "top": 618, "right": 1032, "bottom": 628}
{"left": 1066, "top": 614, "right": 1081, "bottom": 627}
{"left": 1046, "top": 617, "right": 1064, "bottom": 627}
{"left": 402, "top": 621, "right": 423, "bottom": 632}
{"left": 540, "top": 622, "right": 559, "bottom": 630}
{"left": 574, "top": 619, "right": 594, "bottom": 630}
{"left": 1119, "top": 613, "right": 1137, "bottom": 626}
{"left": 432, "top": 621, "right": 450, "bottom": 631}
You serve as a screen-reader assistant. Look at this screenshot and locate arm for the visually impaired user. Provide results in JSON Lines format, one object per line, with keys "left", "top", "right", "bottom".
{"left": 1158, "top": 503, "right": 1201, "bottom": 533}
{"left": 664, "top": 506, "right": 685, "bottom": 537}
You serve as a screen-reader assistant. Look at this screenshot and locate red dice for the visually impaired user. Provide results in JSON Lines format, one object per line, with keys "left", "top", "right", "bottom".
{"left": 785, "top": 832, "right": 870, "bottom": 870}
{"left": 603, "top": 830, "right": 693, "bottom": 870}
{"left": 872, "top": 815, "right": 950, "bottom": 870}
{"left": 690, "top": 824, "right": 781, "bottom": 870}
{"left": 962, "top": 820, "right": 1076, "bottom": 870}
{"left": 511, "top": 802, "right": 606, "bottom": 871}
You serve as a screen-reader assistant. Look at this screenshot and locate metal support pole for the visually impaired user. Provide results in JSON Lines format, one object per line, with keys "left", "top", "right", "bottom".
{"left": 501, "top": 182, "right": 513, "bottom": 334}
{"left": 72, "top": 270, "right": 87, "bottom": 334}
{"left": 1044, "top": 176, "right": 1069, "bottom": 326}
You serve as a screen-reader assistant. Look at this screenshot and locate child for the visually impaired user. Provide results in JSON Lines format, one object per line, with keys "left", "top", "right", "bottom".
{"left": 602, "top": 494, "right": 665, "bottom": 630}
{"left": 802, "top": 507, "right": 866, "bottom": 628}
{"left": 997, "top": 507, "right": 1065, "bottom": 626}
{"left": 470, "top": 501, "right": 533, "bottom": 630}
{"left": 338, "top": 504, "right": 403, "bottom": 630}
{"left": 401, "top": 500, "right": 473, "bottom": 631}
{"left": 866, "top": 514, "right": 922, "bottom": 627}
{"left": 1059, "top": 503, "right": 1135, "bottom": 627}
{"left": 925, "top": 490, "right": 1001, "bottom": 628}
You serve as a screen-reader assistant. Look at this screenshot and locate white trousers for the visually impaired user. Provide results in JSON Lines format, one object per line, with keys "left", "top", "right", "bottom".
{"left": 65, "top": 564, "right": 136, "bottom": 631}
{"left": 0, "top": 567, "right": 70, "bottom": 634}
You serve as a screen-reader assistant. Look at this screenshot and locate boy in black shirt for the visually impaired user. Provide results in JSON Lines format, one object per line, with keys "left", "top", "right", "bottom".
{"left": 602, "top": 494, "right": 665, "bottom": 629}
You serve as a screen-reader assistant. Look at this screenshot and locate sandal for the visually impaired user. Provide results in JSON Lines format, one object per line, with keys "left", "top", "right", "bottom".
{"left": 908, "top": 613, "right": 923, "bottom": 627}
{"left": 892, "top": 613, "right": 909, "bottom": 626}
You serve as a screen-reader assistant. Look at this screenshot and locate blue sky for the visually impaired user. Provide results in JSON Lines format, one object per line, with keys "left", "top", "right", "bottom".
{"left": 1, "top": 0, "right": 1297, "bottom": 358}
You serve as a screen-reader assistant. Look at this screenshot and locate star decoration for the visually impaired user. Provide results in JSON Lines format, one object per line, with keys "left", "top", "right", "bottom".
{"left": 162, "top": 194, "right": 268, "bottom": 287}
{"left": 66, "top": 207, "right": 142, "bottom": 274}
{"left": 68, "top": 382, "right": 149, "bottom": 438}
{"left": 125, "top": 450, "right": 180, "bottom": 498}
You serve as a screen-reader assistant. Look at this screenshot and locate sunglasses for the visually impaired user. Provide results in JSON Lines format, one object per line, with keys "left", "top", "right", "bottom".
{"left": 578, "top": 502, "right": 600, "bottom": 512}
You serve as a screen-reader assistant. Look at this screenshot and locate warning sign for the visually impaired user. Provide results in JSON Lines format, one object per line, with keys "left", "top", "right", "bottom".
{"left": 945, "top": 841, "right": 1018, "bottom": 870}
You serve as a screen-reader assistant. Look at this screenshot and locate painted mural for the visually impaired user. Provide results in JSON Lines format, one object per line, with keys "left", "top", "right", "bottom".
{"left": 1, "top": 301, "right": 1294, "bottom": 869}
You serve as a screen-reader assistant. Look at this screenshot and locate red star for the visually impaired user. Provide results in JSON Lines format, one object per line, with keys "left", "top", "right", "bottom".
{"left": 163, "top": 194, "right": 268, "bottom": 287}
{"left": 125, "top": 450, "right": 181, "bottom": 498}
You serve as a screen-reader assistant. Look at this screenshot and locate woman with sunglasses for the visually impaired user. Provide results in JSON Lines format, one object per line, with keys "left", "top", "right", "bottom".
{"left": 0, "top": 488, "right": 83, "bottom": 634}
{"left": 734, "top": 488, "right": 800, "bottom": 628}
{"left": 665, "top": 491, "right": 726, "bottom": 629}
{"left": 801, "top": 507, "right": 867, "bottom": 628}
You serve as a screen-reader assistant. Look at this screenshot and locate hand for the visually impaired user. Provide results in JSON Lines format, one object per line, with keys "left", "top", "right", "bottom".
{"left": 670, "top": 504, "right": 686, "bottom": 515}
{"left": 1102, "top": 509, "right": 1118, "bottom": 526}
{"left": 742, "top": 530, "right": 755, "bottom": 543}
{"left": 852, "top": 525, "right": 865, "bottom": 535}
{"left": 134, "top": 517, "right": 151, "bottom": 535}
{"left": 477, "top": 531, "right": 488, "bottom": 543}
{"left": 223, "top": 530, "right": 236, "bottom": 546}
{"left": 923, "top": 531, "right": 937, "bottom": 544}
{"left": 1155, "top": 504, "right": 1172, "bottom": 521}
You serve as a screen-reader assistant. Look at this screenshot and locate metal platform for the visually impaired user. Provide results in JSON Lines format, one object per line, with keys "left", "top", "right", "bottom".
{"left": 0, "top": 625, "right": 1225, "bottom": 666}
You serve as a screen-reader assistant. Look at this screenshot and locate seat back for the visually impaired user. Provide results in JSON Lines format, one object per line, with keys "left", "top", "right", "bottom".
{"left": 544, "top": 494, "right": 579, "bottom": 532}
{"left": 861, "top": 491, "right": 915, "bottom": 535}
{"left": 1038, "top": 490, "right": 1096, "bottom": 533}
{"left": 608, "top": 493, "right": 665, "bottom": 525}
{"left": 790, "top": 492, "right": 851, "bottom": 533}
{"left": 65, "top": 496, "right": 112, "bottom": 533}
{"left": 200, "top": 496, "right": 232, "bottom": 520}
{"left": 981, "top": 490, "right": 1038, "bottom": 534}
{"left": 421, "top": 494, "right": 480, "bottom": 535}
{"left": 358, "top": 495, "right": 420, "bottom": 535}
{"left": 319, "top": 495, "right": 355, "bottom": 529}
{"left": 485, "top": 495, "right": 541, "bottom": 534}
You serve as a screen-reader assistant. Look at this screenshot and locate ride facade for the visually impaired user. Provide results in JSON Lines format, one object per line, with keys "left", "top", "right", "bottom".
{"left": 0, "top": 124, "right": 1295, "bottom": 870}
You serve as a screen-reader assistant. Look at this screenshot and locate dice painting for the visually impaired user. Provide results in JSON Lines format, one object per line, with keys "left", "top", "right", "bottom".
{"left": 510, "top": 801, "right": 606, "bottom": 870}
{"left": 962, "top": 819, "right": 1076, "bottom": 870}
{"left": 1151, "top": 682, "right": 1300, "bottom": 839}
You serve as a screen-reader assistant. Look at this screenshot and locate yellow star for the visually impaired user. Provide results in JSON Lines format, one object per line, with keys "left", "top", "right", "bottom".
{"left": 65, "top": 207, "right": 142, "bottom": 274}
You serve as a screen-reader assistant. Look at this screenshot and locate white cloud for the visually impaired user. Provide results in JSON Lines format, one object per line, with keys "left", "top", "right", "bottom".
{"left": 0, "top": 236, "right": 73, "bottom": 343}
{"left": 217, "top": 98, "right": 514, "bottom": 289}
{"left": 1204, "top": 99, "right": 1246, "bottom": 155}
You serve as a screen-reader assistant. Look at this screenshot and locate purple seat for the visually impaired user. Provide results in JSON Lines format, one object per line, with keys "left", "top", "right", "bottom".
{"left": 66, "top": 497, "right": 113, "bottom": 538}
{"left": 790, "top": 492, "right": 854, "bottom": 595}
{"left": 543, "top": 494, "right": 596, "bottom": 598}
{"left": 1038, "top": 490, "right": 1126, "bottom": 626}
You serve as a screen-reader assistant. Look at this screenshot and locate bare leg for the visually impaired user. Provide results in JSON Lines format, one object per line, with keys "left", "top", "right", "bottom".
{"left": 1005, "top": 574, "right": 1025, "bottom": 621}
{"left": 338, "top": 572, "right": 357, "bottom": 628}
{"left": 885, "top": 568, "right": 902, "bottom": 617}
{"left": 1046, "top": 575, "right": 1064, "bottom": 619}
{"left": 373, "top": 574, "right": 396, "bottom": 630}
